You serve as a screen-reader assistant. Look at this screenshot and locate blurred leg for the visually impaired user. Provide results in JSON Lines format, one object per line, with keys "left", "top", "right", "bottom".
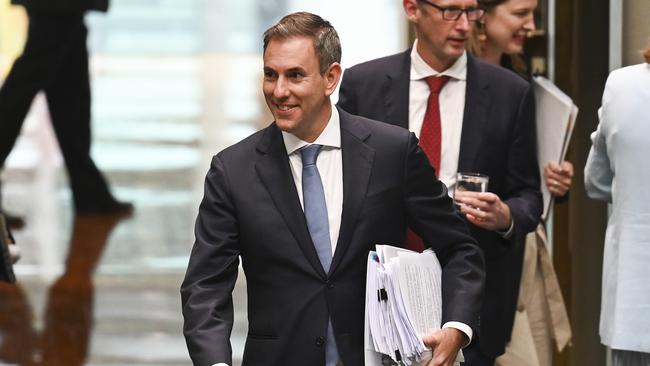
{"left": 0, "top": 11, "right": 72, "bottom": 222}
{"left": 44, "top": 17, "right": 131, "bottom": 214}
{"left": 0, "top": 11, "right": 63, "bottom": 166}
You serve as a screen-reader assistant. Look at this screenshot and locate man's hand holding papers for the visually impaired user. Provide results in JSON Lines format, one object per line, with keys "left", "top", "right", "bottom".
{"left": 364, "top": 245, "right": 464, "bottom": 366}
{"left": 422, "top": 328, "right": 466, "bottom": 366}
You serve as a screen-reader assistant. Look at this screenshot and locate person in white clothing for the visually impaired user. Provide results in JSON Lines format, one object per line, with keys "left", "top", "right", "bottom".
{"left": 584, "top": 42, "right": 650, "bottom": 366}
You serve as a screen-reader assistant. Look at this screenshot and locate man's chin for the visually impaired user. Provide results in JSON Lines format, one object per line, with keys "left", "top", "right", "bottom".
{"left": 450, "top": 44, "right": 466, "bottom": 54}
{"left": 275, "top": 119, "right": 297, "bottom": 133}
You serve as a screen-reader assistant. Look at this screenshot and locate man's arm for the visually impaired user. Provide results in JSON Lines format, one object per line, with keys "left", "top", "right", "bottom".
{"left": 584, "top": 120, "right": 613, "bottom": 202}
{"left": 181, "top": 155, "right": 240, "bottom": 366}
{"left": 403, "top": 133, "right": 485, "bottom": 355}
{"left": 500, "top": 84, "right": 543, "bottom": 239}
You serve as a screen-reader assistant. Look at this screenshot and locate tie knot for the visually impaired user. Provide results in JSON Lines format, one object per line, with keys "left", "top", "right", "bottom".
{"left": 301, "top": 144, "right": 322, "bottom": 166}
{"left": 425, "top": 75, "right": 450, "bottom": 94}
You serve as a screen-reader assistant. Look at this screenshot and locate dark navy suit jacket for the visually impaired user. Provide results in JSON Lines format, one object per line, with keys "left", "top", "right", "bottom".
{"left": 181, "top": 108, "right": 485, "bottom": 366}
{"left": 338, "top": 51, "right": 542, "bottom": 358}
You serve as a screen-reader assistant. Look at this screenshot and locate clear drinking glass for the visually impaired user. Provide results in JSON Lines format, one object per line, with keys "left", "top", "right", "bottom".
{"left": 454, "top": 172, "right": 489, "bottom": 208}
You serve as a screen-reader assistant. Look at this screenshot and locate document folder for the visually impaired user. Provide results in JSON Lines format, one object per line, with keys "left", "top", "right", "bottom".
{"left": 533, "top": 76, "right": 579, "bottom": 220}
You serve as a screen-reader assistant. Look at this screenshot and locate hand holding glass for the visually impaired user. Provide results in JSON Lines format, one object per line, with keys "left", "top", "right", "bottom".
{"left": 454, "top": 172, "right": 489, "bottom": 208}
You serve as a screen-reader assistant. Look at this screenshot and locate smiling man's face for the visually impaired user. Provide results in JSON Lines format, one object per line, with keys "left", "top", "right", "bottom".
{"left": 263, "top": 36, "right": 337, "bottom": 142}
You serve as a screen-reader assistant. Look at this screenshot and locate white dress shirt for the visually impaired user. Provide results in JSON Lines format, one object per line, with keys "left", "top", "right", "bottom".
{"left": 409, "top": 40, "right": 467, "bottom": 196}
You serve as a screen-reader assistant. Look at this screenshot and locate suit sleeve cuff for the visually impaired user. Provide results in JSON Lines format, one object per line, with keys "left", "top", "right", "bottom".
{"left": 442, "top": 321, "right": 473, "bottom": 348}
{"left": 496, "top": 218, "right": 515, "bottom": 239}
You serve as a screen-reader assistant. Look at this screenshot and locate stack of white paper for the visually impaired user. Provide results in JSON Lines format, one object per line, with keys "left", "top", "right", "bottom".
{"left": 533, "top": 76, "right": 579, "bottom": 220}
{"left": 364, "top": 245, "right": 463, "bottom": 366}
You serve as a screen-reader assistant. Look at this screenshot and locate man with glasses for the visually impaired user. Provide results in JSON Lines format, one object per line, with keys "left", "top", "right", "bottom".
{"left": 338, "top": 0, "right": 541, "bottom": 364}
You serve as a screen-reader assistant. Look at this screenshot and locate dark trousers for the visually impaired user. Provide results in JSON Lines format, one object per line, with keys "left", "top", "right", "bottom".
{"left": 0, "top": 10, "right": 116, "bottom": 211}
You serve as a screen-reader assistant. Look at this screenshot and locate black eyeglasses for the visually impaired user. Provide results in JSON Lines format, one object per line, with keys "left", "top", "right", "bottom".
{"left": 418, "top": 0, "right": 486, "bottom": 21}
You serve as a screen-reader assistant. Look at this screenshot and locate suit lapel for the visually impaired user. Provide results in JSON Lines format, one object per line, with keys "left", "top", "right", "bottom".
{"left": 383, "top": 50, "right": 411, "bottom": 129}
{"left": 458, "top": 54, "right": 490, "bottom": 172}
{"left": 330, "top": 108, "right": 374, "bottom": 275}
{"left": 255, "top": 125, "right": 327, "bottom": 278}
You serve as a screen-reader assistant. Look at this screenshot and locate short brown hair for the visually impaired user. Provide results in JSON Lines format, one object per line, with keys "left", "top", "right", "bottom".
{"left": 263, "top": 12, "right": 341, "bottom": 74}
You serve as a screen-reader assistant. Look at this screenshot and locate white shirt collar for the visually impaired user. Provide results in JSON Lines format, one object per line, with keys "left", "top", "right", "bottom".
{"left": 410, "top": 39, "right": 467, "bottom": 82}
{"left": 282, "top": 103, "right": 342, "bottom": 155}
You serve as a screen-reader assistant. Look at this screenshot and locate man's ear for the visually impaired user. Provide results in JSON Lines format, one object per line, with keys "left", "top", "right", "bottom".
{"left": 403, "top": 0, "right": 421, "bottom": 23}
{"left": 324, "top": 62, "right": 342, "bottom": 97}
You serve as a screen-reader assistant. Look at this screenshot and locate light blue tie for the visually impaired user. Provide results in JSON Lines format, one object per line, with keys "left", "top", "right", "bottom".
{"left": 301, "top": 144, "right": 339, "bottom": 366}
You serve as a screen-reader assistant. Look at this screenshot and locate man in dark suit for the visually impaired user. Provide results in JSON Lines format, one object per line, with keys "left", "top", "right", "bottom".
{"left": 0, "top": 0, "right": 131, "bottom": 217}
{"left": 337, "top": 0, "right": 541, "bottom": 364}
{"left": 181, "top": 12, "right": 485, "bottom": 366}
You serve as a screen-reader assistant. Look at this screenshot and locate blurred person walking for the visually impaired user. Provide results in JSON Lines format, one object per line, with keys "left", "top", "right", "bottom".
{"left": 0, "top": 0, "right": 132, "bottom": 221}
{"left": 584, "top": 44, "right": 650, "bottom": 366}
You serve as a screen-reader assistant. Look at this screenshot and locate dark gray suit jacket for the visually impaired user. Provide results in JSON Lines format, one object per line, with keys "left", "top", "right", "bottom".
{"left": 181, "top": 107, "right": 485, "bottom": 366}
{"left": 338, "top": 52, "right": 542, "bottom": 358}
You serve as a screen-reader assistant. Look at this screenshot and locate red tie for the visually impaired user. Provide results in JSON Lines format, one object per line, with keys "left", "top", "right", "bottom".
{"left": 405, "top": 75, "right": 450, "bottom": 252}
{"left": 419, "top": 75, "right": 450, "bottom": 175}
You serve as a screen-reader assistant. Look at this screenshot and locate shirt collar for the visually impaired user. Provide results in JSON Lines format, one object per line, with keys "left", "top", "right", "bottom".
{"left": 282, "top": 103, "right": 342, "bottom": 156}
{"left": 410, "top": 39, "right": 467, "bottom": 82}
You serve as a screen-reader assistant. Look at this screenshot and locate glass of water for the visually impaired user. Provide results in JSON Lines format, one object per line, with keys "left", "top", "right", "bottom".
{"left": 454, "top": 172, "right": 489, "bottom": 208}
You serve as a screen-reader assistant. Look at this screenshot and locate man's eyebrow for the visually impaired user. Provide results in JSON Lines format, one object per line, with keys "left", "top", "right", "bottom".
{"left": 286, "top": 66, "right": 306, "bottom": 73}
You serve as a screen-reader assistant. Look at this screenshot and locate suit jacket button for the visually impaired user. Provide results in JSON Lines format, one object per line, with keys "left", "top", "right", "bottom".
{"left": 326, "top": 281, "right": 334, "bottom": 289}
{"left": 315, "top": 336, "right": 325, "bottom": 347}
